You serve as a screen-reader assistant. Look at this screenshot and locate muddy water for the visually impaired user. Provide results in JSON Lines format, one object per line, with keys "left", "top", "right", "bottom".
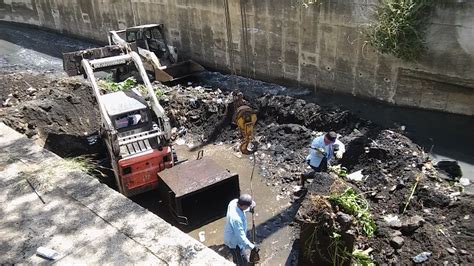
{"left": 176, "top": 144, "right": 298, "bottom": 265}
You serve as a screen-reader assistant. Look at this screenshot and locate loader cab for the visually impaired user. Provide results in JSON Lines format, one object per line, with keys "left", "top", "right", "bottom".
{"left": 126, "top": 24, "right": 177, "bottom": 65}
{"left": 101, "top": 90, "right": 152, "bottom": 135}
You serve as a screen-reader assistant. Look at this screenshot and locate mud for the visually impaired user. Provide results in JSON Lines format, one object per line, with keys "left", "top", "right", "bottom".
{"left": 153, "top": 81, "right": 474, "bottom": 264}
{"left": 2, "top": 70, "right": 472, "bottom": 264}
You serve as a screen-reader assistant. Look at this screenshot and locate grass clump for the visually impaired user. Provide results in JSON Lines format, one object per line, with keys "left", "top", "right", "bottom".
{"left": 329, "top": 187, "right": 376, "bottom": 237}
{"left": 98, "top": 77, "right": 137, "bottom": 92}
{"left": 62, "top": 155, "right": 105, "bottom": 177}
{"left": 352, "top": 249, "right": 375, "bottom": 266}
{"left": 367, "top": 0, "right": 433, "bottom": 61}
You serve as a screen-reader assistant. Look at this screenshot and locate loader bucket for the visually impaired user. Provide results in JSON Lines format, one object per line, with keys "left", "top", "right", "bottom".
{"left": 154, "top": 60, "right": 205, "bottom": 82}
{"left": 157, "top": 157, "right": 240, "bottom": 227}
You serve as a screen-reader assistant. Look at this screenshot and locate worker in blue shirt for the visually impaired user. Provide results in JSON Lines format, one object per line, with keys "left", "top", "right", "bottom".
{"left": 301, "top": 131, "right": 345, "bottom": 187}
{"left": 224, "top": 194, "right": 257, "bottom": 265}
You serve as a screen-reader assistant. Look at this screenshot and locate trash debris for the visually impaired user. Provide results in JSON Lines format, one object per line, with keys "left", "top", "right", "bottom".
{"left": 459, "top": 177, "right": 470, "bottom": 186}
{"left": 175, "top": 138, "right": 186, "bottom": 145}
{"left": 412, "top": 252, "right": 432, "bottom": 264}
{"left": 346, "top": 170, "right": 364, "bottom": 181}
{"left": 36, "top": 246, "right": 60, "bottom": 260}
{"left": 86, "top": 135, "right": 98, "bottom": 145}
{"left": 198, "top": 231, "right": 206, "bottom": 242}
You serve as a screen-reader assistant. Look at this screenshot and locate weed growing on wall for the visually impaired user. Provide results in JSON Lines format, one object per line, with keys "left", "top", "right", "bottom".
{"left": 367, "top": 0, "right": 434, "bottom": 61}
{"left": 301, "top": 0, "right": 322, "bottom": 8}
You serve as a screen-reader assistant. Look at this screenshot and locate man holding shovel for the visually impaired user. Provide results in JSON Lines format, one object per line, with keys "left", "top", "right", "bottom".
{"left": 224, "top": 194, "right": 259, "bottom": 265}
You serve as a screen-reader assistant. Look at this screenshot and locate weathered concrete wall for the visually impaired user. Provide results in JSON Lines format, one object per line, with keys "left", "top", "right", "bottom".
{"left": 1, "top": 0, "right": 473, "bottom": 115}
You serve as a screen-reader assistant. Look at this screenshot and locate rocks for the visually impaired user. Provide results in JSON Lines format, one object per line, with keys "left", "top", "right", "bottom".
{"left": 336, "top": 211, "right": 353, "bottom": 230}
{"left": 460, "top": 249, "right": 469, "bottom": 255}
{"left": 446, "top": 248, "right": 456, "bottom": 255}
{"left": 401, "top": 215, "right": 425, "bottom": 234}
{"left": 25, "top": 129, "right": 37, "bottom": 138}
{"left": 384, "top": 214, "right": 402, "bottom": 229}
{"left": 390, "top": 236, "right": 405, "bottom": 249}
{"left": 39, "top": 103, "right": 52, "bottom": 112}
{"left": 26, "top": 87, "right": 37, "bottom": 95}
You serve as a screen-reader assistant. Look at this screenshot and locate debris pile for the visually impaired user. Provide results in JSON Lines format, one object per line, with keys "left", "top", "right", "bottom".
{"left": 162, "top": 87, "right": 473, "bottom": 265}
{"left": 0, "top": 72, "right": 100, "bottom": 157}
{"left": 1, "top": 71, "right": 472, "bottom": 265}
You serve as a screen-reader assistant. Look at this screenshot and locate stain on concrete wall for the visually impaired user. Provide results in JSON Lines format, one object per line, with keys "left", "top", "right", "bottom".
{"left": 1, "top": 0, "right": 473, "bottom": 115}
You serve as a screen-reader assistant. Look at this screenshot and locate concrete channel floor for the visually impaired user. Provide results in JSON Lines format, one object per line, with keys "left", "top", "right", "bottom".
{"left": 0, "top": 123, "right": 231, "bottom": 265}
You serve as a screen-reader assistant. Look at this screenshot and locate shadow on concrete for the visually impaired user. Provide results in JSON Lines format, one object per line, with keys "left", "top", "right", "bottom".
{"left": 0, "top": 132, "right": 226, "bottom": 264}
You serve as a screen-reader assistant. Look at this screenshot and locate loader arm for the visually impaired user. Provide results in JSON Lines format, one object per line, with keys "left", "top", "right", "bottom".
{"left": 128, "top": 52, "right": 171, "bottom": 141}
{"left": 107, "top": 25, "right": 205, "bottom": 82}
{"left": 64, "top": 48, "right": 171, "bottom": 143}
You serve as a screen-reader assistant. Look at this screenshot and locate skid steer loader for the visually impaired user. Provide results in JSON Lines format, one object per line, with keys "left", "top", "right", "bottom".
{"left": 62, "top": 44, "right": 239, "bottom": 226}
{"left": 108, "top": 24, "right": 204, "bottom": 83}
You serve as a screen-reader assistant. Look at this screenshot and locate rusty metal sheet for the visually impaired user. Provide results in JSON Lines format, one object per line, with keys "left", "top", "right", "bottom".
{"left": 158, "top": 158, "right": 237, "bottom": 198}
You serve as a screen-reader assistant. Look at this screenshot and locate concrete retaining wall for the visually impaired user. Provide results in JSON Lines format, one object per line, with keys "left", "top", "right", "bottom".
{"left": 1, "top": 0, "right": 473, "bottom": 115}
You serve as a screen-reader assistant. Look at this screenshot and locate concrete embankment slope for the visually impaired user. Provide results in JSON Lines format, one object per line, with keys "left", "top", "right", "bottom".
{"left": 0, "top": 123, "right": 231, "bottom": 265}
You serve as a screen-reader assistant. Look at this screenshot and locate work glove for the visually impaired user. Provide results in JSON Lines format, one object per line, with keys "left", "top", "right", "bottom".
{"left": 335, "top": 150, "right": 344, "bottom": 159}
{"left": 252, "top": 244, "right": 260, "bottom": 252}
{"left": 249, "top": 206, "right": 256, "bottom": 214}
{"left": 316, "top": 147, "right": 327, "bottom": 157}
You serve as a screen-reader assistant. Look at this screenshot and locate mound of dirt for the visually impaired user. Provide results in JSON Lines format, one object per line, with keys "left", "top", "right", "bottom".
{"left": 162, "top": 86, "right": 473, "bottom": 265}
{"left": 0, "top": 71, "right": 101, "bottom": 157}
{"left": 1, "top": 71, "right": 472, "bottom": 265}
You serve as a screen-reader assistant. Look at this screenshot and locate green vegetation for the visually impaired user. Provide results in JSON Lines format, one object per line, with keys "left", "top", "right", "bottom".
{"left": 98, "top": 77, "right": 137, "bottom": 92}
{"left": 329, "top": 164, "right": 348, "bottom": 178}
{"left": 99, "top": 77, "right": 164, "bottom": 98}
{"left": 367, "top": 0, "right": 433, "bottom": 61}
{"left": 352, "top": 249, "right": 375, "bottom": 266}
{"left": 329, "top": 187, "right": 376, "bottom": 237}
{"left": 301, "top": 0, "right": 322, "bottom": 8}
{"left": 328, "top": 231, "right": 350, "bottom": 266}
{"left": 62, "top": 155, "right": 105, "bottom": 177}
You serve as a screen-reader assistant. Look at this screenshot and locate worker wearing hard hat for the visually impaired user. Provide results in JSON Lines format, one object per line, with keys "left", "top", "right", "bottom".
{"left": 302, "top": 131, "right": 346, "bottom": 187}
{"left": 224, "top": 194, "right": 257, "bottom": 265}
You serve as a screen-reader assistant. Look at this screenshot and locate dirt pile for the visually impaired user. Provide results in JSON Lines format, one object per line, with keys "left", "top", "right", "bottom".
{"left": 160, "top": 87, "right": 473, "bottom": 264}
{"left": 1, "top": 71, "right": 472, "bottom": 265}
{"left": 296, "top": 175, "right": 369, "bottom": 266}
{"left": 0, "top": 71, "right": 100, "bottom": 157}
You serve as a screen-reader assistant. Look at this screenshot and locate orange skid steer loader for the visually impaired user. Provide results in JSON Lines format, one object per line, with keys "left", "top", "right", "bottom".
{"left": 63, "top": 44, "right": 239, "bottom": 226}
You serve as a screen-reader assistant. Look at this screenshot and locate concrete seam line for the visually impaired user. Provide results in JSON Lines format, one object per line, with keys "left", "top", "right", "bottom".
{"left": 61, "top": 189, "right": 171, "bottom": 265}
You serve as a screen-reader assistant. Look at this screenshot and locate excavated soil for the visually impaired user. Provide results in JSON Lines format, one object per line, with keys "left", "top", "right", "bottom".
{"left": 0, "top": 71, "right": 102, "bottom": 157}
{"left": 1, "top": 71, "right": 473, "bottom": 265}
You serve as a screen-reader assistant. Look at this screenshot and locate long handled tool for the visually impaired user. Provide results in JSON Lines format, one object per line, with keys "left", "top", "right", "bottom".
{"left": 249, "top": 155, "right": 260, "bottom": 264}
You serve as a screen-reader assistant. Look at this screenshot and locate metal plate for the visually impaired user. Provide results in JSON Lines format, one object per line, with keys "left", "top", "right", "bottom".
{"left": 158, "top": 158, "right": 237, "bottom": 198}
